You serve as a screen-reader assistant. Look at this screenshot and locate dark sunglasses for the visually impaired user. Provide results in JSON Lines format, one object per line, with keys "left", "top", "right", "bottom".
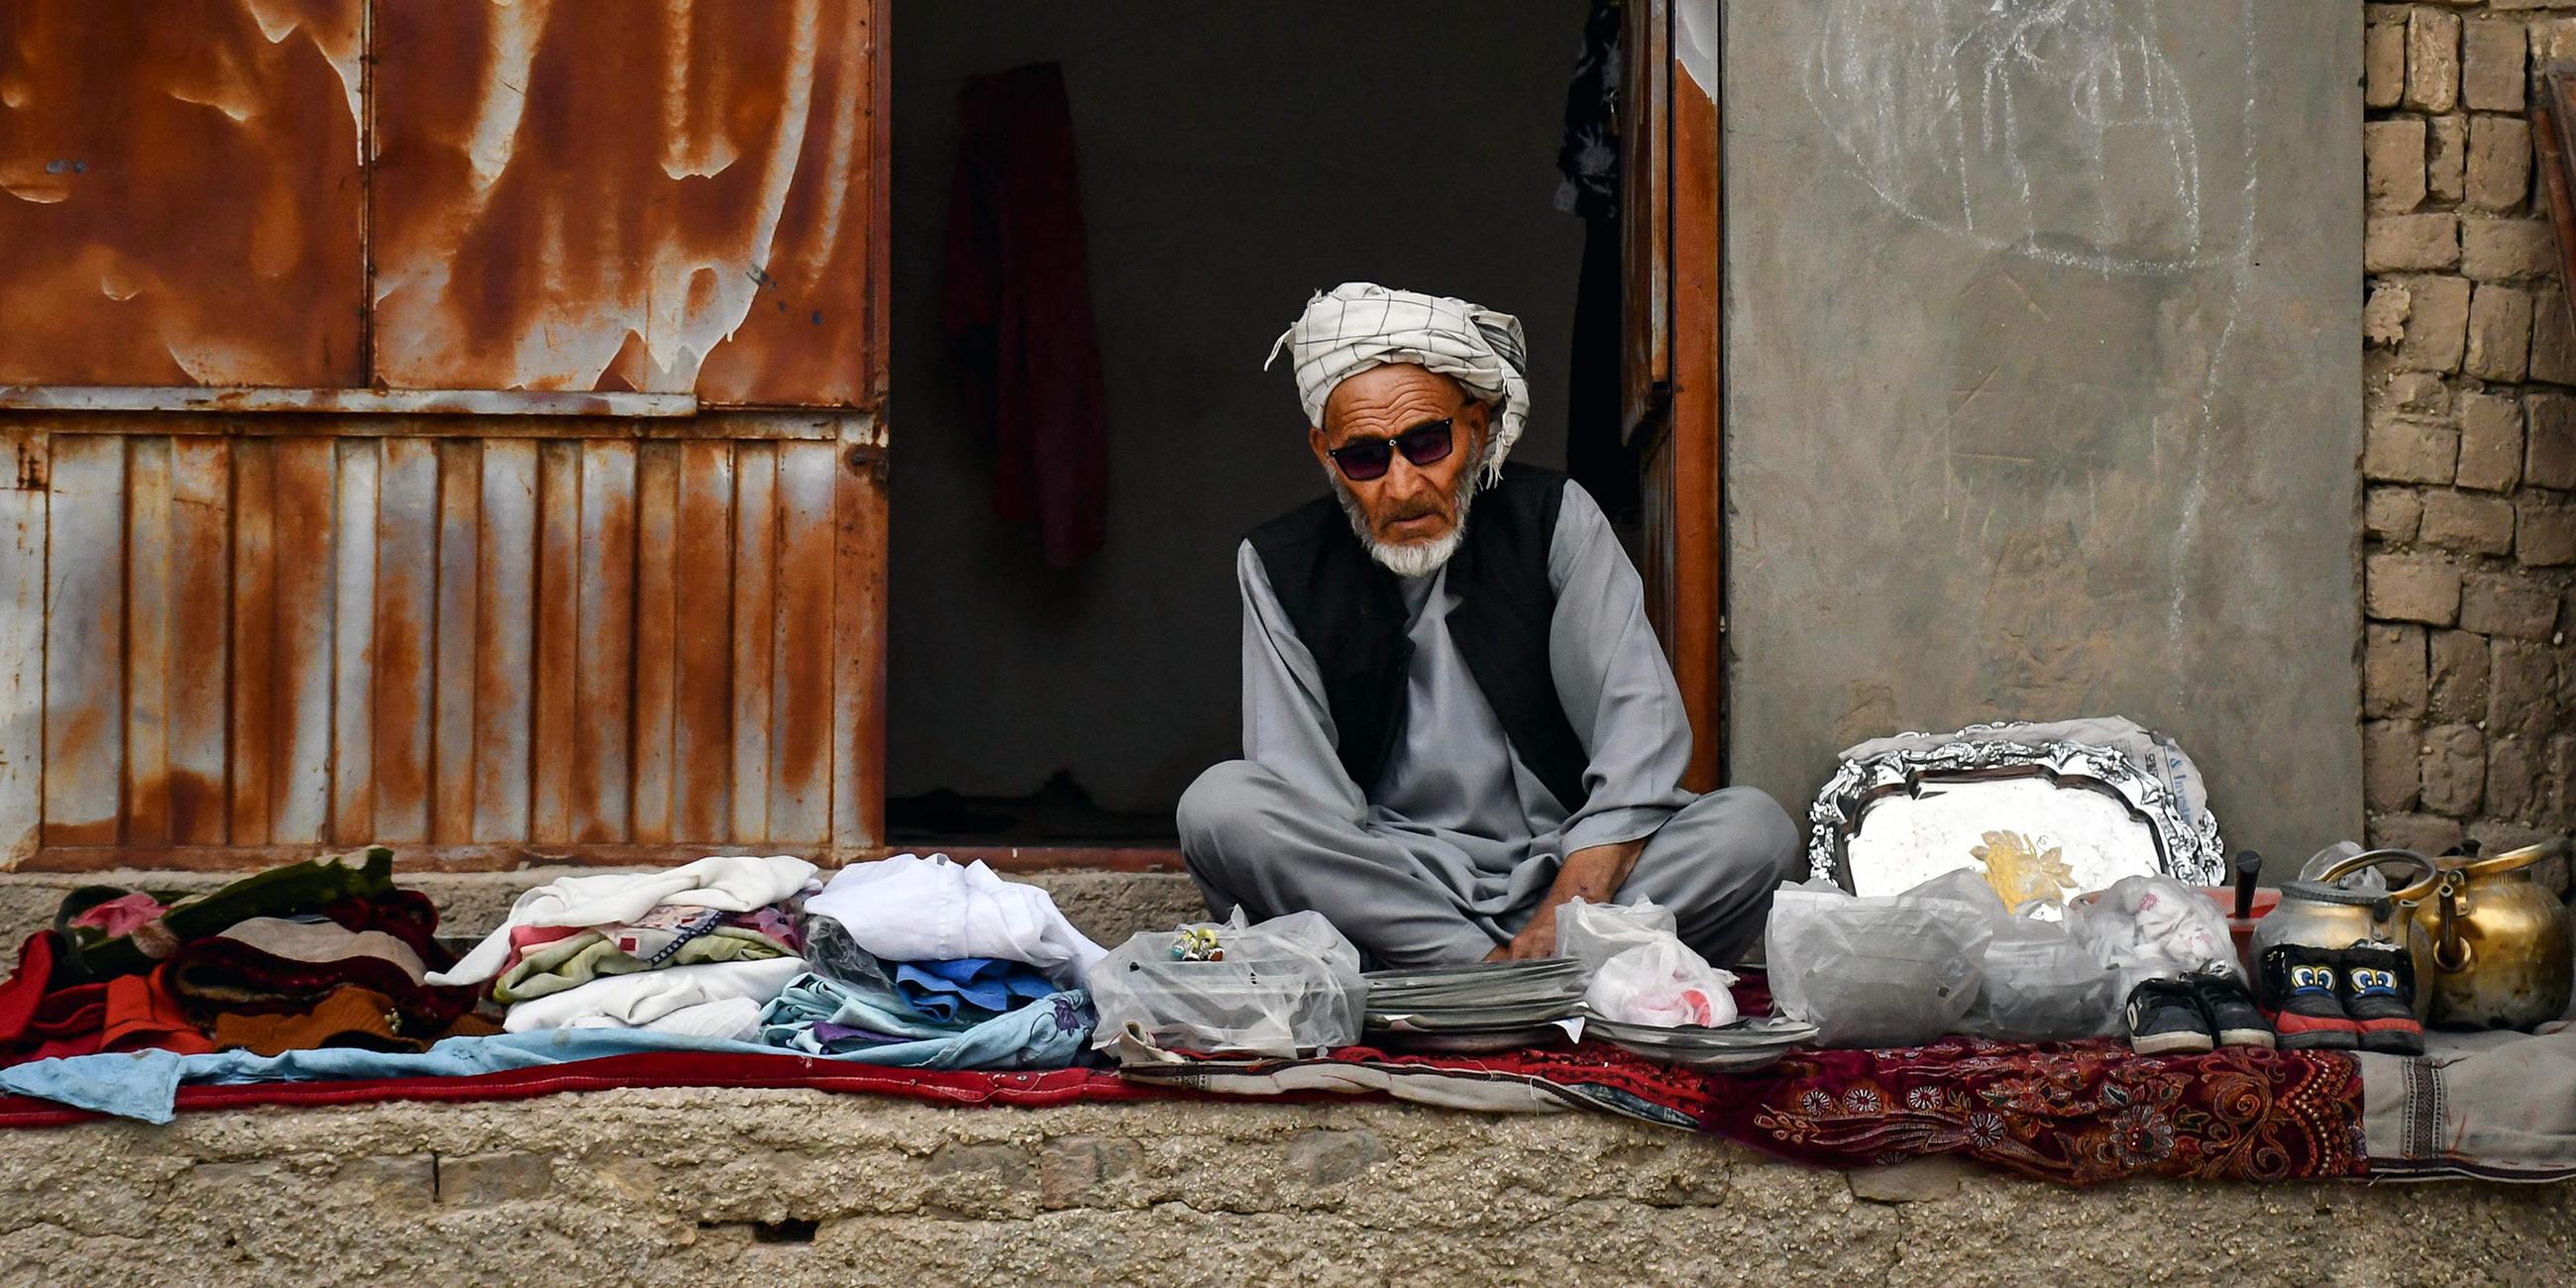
{"left": 1326, "top": 418, "right": 1454, "bottom": 482}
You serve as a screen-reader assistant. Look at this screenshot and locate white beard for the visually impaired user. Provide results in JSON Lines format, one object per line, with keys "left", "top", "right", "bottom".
{"left": 1329, "top": 468, "right": 1479, "bottom": 579}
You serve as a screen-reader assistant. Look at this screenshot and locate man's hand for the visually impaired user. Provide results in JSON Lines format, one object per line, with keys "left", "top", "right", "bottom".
{"left": 1491, "top": 838, "right": 1647, "bottom": 960}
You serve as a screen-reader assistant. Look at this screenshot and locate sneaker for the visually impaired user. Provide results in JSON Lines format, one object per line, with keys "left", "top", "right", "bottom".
{"left": 2339, "top": 945, "right": 2424, "bottom": 1056}
{"left": 2189, "top": 970, "right": 2276, "bottom": 1048}
{"left": 2125, "top": 977, "right": 2213, "bottom": 1055}
{"left": 2258, "top": 944, "right": 2359, "bottom": 1050}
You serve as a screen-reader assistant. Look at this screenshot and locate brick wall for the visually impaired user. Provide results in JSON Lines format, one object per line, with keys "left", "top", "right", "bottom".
{"left": 2364, "top": 2, "right": 2576, "bottom": 862}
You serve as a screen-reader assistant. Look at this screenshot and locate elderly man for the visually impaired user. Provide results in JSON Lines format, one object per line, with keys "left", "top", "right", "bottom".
{"left": 1178, "top": 283, "right": 1798, "bottom": 968}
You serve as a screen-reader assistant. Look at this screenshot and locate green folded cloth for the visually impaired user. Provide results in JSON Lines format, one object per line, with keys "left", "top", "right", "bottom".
{"left": 54, "top": 847, "right": 398, "bottom": 983}
{"left": 492, "top": 926, "right": 797, "bottom": 1004}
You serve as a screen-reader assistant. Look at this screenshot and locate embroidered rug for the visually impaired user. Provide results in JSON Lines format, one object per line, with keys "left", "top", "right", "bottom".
{"left": 0, "top": 1033, "right": 2372, "bottom": 1187}
{"left": 1121, "top": 1035, "right": 2367, "bottom": 1187}
{"left": 1707, "top": 1037, "right": 2365, "bottom": 1185}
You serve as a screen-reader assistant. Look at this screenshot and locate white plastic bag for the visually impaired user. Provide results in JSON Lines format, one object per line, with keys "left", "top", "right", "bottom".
{"left": 2067, "top": 875, "right": 2240, "bottom": 999}
{"left": 1583, "top": 938, "right": 1739, "bottom": 1027}
{"left": 1764, "top": 876, "right": 1995, "bottom": 1047}
{"left": 1088, "top": 909, "right": 1364, "bottom": 1058}
{"left": 1555, "top": 898, "right": 1679, "bottom": 973}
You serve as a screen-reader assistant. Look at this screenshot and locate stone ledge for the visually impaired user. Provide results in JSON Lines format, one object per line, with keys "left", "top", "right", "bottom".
{"left": 0, "top": 1090, "right": 2568, "bottom": 1286}
{"left": 0, "top": 868, "right": 1210, "bottom": 949}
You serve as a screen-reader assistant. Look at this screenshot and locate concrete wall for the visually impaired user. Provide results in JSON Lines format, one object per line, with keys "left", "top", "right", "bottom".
{"left": 1721, "top": 0, "right": 2367, "bottom": 870}
{"left": 886, "top": 2, "right": 1584, "bottom": 815}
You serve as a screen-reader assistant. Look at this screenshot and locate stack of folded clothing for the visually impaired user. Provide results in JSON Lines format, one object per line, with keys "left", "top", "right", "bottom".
{"left": 759, "top": 854, "right": 1108, "bottom": 1069}
{"left": 430, "top": 855, "right": 819, "bottom": 1041}
{"left": 0, "top": 848, "right": 497, "bottom": 1065}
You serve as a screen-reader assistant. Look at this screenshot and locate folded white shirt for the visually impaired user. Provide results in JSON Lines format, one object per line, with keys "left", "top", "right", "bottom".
{"left": 432, "top": 855, "right": 819, "bottom": 987}
{"left": 501, "top": 956, "right": 808, "bottom": 1033}
{"left": 805, "top": 853, "right": 1105, "bottom": 987}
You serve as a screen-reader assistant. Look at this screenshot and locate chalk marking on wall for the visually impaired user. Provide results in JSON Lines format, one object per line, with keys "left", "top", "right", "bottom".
{"left": 2158, "top": 6, "right": 2262, "bottom": 686}
{"left": 1802, "top": 0, "right": 2231, "bottom": 276}
{"left": 1799, "top": 0, "right": 2263, "bottom": 689}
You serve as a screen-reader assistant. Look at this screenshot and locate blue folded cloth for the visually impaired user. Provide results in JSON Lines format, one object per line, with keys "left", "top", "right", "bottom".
{"left": 894, "top": 957, "right": 1057, "bottom": 1021}
{"left": 757, "top": 970, "right": 1088, "bottom": 1062}
{"left": 0, "top": 990, "right": 1099, "bottom": 1124}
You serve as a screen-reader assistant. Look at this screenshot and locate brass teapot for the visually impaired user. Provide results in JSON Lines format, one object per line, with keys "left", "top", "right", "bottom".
{"left": 2414, "top": 839, "right": 2571, "bottom": 1030}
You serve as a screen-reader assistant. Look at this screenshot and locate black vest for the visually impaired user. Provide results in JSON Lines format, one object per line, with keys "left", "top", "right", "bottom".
{"left": 1248, "top": 464, "right": 1589, "bottom": 812}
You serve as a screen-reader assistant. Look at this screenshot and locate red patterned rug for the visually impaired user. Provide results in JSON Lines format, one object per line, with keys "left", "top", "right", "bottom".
{"left": 1703, "top": 1037, "right": 2365, "bottom": 1184}
{"left": 1121, "top": 1036, "right": 2366, "bottom": 1187}
{"left": 0, "top": 1036, "right": 2366, "bottom": 1187}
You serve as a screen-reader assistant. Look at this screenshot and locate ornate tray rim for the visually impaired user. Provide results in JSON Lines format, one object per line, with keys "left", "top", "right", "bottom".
{"left": 1804, "top": 736, "right": 2227, "bottom": 892}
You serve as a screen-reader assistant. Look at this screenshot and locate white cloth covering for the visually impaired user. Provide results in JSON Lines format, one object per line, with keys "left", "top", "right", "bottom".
{"left": 805, "top": 853, "right": 1106, "bottom": 987}
{"left": 500, "top": 956, "right": 807, "bottom": 1034}
{"left": 431, "top": 855, "right": 819, "bottom": 987}
{"left": 1264, "top": 282, "right": 1531, "bottom": 482}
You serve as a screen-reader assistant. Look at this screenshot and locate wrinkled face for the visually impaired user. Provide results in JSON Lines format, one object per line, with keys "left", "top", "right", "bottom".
{"left": 1310, "top": 364, "right": 1491, "bottom": 554}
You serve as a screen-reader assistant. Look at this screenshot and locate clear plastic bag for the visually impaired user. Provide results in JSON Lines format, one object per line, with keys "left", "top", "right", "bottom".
{"left": 2067, "top": 875, "right": 2240, "bottom": 999}
{"left": 1087, "top": 909, "right": 1363, "bottom": 1058}
{"left": 1962, "top": 910, "right": 2119, "bottom": 1041}
{"left": 1583, "top": 937, "right": 1739, "bottom": 1027}
{"left": 1765, "top": 877, "right": 1996, "bottom": 1047}
{"left": 1555, "top": 898, "right": 1679, "bottom": 973}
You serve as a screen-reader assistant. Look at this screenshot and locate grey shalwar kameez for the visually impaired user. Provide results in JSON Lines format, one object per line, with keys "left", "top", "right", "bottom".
{"left": 1178, "top": 481, "right": 1797, "bottom": 967}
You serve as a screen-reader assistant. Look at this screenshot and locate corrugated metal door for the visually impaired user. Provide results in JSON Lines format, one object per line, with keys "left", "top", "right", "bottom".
{"left": 0, "top": 0, "right": 891, "bottom": 872}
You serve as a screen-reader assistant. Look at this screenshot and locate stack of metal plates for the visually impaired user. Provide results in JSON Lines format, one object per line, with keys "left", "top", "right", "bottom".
{"left": 1362, "top": 959, "right": 1589, "bottom": 1052}
{"left": 1583, "top": 1014, "right": 1819, "bottom": 1071}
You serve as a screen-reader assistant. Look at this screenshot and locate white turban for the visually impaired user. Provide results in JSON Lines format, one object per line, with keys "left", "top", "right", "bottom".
{"left": 1264, "top": 282, "right": 1531, "bottom": 482}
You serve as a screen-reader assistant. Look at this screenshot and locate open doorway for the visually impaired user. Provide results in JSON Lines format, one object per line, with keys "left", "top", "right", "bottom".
{"left": 885, "top": 0, "right": 1598, "bottom": 851}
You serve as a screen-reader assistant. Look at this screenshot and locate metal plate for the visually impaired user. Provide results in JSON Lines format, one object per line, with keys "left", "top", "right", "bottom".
{"left": 1807, "top": 738, "right": 2227, "bottom": 897}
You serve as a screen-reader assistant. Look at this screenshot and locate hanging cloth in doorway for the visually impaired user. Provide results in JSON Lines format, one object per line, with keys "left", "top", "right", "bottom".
{"left": 1556, "top": 0, "right": 1640, "bottom": 521}
{"left": 942, "top": 61, "right": 1111, "bottom": 570}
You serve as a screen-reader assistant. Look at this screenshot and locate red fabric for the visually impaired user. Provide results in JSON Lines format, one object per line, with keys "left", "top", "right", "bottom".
{"left": 941, "top": 60, "right": 1109, "bottom": 569}
{"left": 2, "top": 935, "right": 214, "bottom": 1066}
{"left": 164, "top": 935, "right": 481, "bottom": 1030}
{"left": 1701, "top": 1037, "right": 2365, "bottom": 1185}
{"left": 319, "top": 890, "right": 455, "bottom": 970}
{"left": 97, "top": 968, "right": 214, "bottom": 1057}
{"left": 0, "top": 934, "right": 117, "bottom": 1064}
{"left": 1147, "top": 1034, "right": 2366, "bottom": 1187}
{"left": 0, "top": 1029, "right": 2367, "bottom": 1187}
{"left": 0, "top": 934, "right": 57, "bottom": 1050}
{"left": 0, "top": 1053, "right": 1184, "bottom": 1129}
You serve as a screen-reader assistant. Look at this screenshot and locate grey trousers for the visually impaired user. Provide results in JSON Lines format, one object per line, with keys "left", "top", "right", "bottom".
{"left": 1176, "top": 760, "right": 1801, "bottom": 968}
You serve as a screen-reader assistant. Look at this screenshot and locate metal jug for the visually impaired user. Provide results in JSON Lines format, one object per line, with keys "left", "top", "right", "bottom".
{"left": 2414, "top": 839, "right": 2572, "bottom": 1030}
{"left": 2251, "top": 849, "right": 2437, "bottom": 1020}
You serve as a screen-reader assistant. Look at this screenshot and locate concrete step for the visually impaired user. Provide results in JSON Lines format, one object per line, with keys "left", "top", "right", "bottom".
{"left": 0, "top": 1089, "right": 2567, "bottom": 1285}
{"left": 0, "top": 865, "right": 1211, "bottom": 953}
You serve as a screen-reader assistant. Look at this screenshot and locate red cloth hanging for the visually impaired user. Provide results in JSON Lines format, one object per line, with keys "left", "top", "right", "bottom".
{"left": 941, "top": 60, "right": 1110, "bottom": 569}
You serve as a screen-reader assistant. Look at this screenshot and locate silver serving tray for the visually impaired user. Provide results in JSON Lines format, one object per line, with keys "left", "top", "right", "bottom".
{"left": 1805, "top": 736, "right": 2226, "bottom": 896}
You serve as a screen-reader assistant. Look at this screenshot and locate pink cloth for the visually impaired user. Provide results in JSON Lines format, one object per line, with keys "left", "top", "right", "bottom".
{"left": 69, "top": 893, "right": 167, "bottom": 939}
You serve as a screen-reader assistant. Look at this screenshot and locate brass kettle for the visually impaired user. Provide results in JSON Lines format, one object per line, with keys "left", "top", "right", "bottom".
{"left": 2413, "top": 839, "right": 2571, "bottom": 1031}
